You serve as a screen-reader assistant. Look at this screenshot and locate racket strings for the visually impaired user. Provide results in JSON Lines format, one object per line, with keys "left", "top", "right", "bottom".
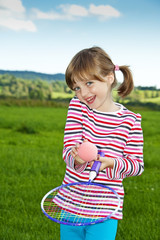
{"left": 43, "top": 183, "right": 119, "bottom": 224}
{"left": 43, "top": 193, "right": 61, "bottom": 219}
{"left": 59, "top": 184, "right": 106, "bottom": 224}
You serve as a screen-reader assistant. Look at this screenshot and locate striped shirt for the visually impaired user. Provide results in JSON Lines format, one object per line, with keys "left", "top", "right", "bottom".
{"left": 61, "top": 97, "right": 144, "bottom": 220}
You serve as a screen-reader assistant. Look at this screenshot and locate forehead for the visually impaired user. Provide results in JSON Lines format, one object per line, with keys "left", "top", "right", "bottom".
{"left": 72, "top": 78, "right": 89, "bottom": 87}
{"left": 71, "top": 71, "right": 95, "bottom": 84}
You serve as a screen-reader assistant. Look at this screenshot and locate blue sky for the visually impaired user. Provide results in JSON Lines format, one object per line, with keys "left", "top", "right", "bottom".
{"left": 0, "top": 0, "right": 160, "bottom": 87}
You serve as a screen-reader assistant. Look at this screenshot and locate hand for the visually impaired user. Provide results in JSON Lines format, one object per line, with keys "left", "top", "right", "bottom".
{"left": 71, "top": 143, "right": 86, "bottom": 165}
{"left": 90, "top": 155, "right": 114, "bottom": 171}
{"left": 98, "top": 156, "right": 114, "bottom": 171}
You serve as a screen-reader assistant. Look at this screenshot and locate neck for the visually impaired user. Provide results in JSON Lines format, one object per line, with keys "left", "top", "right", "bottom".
{"left": 106, "top": 100, "right": 119, "bottom": 112}
{"left": 96, "top": 99, "right": 120, "bottom": 113}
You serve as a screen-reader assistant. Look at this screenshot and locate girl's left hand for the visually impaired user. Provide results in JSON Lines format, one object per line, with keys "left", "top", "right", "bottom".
{"left": 91, "top": 155, "right": 115, "bottom": 171}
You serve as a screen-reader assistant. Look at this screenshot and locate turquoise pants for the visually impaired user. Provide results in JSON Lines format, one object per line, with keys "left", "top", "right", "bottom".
{"left": 60, "top": 219, "right": 118, "bottom": 240}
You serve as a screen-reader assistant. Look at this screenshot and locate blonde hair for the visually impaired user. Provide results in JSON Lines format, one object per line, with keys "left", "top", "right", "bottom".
{"left": 65, "top": 46, "right": 134, "bottom": 97}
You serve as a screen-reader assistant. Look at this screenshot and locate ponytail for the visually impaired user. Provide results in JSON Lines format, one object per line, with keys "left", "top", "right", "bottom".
{"left": 117, "top": 65, "right": 134, "bottom": 98}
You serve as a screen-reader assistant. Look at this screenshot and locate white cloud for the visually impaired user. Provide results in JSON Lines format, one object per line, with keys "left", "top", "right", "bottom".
{"left": 32, "top": 8, "right": 63, "bottom": 20}
{"left": 0, "top": 15, "right": 36, "bottom": 31}
{"left": 89, "top": 4, "right": 121, "bottom": 20}
{"left": 0, "top": 2, "right": 121, "bottom": 31}
{"left": 59, "top": 4, "right": 88, "bottom": 17}
{"left": 0, "top": 0, "right": 36, "bottom": 32}
{"left": 0, "top": 0, "right": 25, "bottom": 13}
{"left": 32, "top": 4, "right": 88, "bottom": 21}
{"left": 32, "top": 4, "right": 121, "bottom": 21}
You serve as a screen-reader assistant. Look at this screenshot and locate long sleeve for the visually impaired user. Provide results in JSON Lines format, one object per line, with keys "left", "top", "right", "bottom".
{"left": 62, "top": 98, "right": 87, "bottom": 172}
{"left": 106, "top": 114, "right": 144, "bottom": 180}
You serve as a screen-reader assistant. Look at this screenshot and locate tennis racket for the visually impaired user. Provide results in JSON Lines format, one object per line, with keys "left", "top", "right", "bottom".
{"left": 41, "top": 152, "right": 121, "bottom": 226}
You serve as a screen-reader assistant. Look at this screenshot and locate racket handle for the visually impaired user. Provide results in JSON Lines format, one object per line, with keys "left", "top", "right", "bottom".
{"left": 89, "top": 151, "right": 105, "bottom": 181}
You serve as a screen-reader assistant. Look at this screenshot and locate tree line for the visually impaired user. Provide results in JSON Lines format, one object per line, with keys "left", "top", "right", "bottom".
{"left": 0, "top": 74, "right": 71, "bottom": 100}
{"left": 0, "top": 74, "right": 160, "bottom": 103}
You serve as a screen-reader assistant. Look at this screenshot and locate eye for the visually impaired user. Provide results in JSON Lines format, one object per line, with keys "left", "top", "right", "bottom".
{"left": 86, "top": 81, "right": 93, "bottom": 86}
{"left": 73, "top": 86, "right": 80, "bottom": 91}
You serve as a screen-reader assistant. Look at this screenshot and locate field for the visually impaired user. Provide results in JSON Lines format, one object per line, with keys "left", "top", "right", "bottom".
{"left": 52, "top": 89, "right": 160, "bottom": 106}
{"left": 0, "top": 105, "right": 160, "bottom": 240}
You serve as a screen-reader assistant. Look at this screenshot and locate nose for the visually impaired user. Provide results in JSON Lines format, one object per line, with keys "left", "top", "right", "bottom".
{"left": 81, "top": 87, "right": 89, "bottom": 98}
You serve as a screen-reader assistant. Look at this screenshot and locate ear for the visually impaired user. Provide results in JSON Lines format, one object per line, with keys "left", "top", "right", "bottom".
{"left": 106, "top": 72, "right": 114, "bottom": 85}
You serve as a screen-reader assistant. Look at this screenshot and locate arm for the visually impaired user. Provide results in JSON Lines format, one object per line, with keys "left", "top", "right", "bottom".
{"left": 105, "top": 114, "right": 144, "bottom": 180}
{"left": 62, "top": 98, "right": 87, "bottom": 172}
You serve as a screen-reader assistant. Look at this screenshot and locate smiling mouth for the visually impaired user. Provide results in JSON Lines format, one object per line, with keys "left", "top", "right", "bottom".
{"left": 86, "top": 96, "right": 96, "bottom": 104}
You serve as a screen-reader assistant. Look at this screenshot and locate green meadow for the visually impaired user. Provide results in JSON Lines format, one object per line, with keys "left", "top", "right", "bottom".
{"left": 0, "top": 105, "right": 160, "bottom": 240}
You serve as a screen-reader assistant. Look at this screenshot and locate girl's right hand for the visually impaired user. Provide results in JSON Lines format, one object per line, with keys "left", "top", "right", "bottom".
{"left": 71, "top": 143, "right": 86, "bottom": 165}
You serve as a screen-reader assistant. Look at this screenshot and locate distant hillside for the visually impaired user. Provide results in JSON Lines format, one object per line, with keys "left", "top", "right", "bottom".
{"left": 0, "top": 70, "right": 65, "bottom": 81}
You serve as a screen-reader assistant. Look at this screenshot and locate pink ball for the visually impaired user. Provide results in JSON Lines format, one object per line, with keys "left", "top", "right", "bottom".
{"left": 77, "top": 142, "right": 98, "bottom": 162}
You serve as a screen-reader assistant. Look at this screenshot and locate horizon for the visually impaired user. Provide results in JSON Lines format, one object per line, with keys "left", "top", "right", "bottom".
{"left": 0, "top": 0, "right": 160, "bottom": 88}
{"left": 1, "top": 69, "right": 159, "bottom": 89}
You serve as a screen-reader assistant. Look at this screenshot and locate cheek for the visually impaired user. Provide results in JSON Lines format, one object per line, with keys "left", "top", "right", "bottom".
{"left": 90, "top": 86, "right": 98, "bottom": 93}
{"left": 76, "top": 92, "right": 82, "bottom": 101}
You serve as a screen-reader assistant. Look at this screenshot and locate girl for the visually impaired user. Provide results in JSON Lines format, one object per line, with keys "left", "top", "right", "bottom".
{"left": 61, "top": 46, "right": 144, "bottom": 240}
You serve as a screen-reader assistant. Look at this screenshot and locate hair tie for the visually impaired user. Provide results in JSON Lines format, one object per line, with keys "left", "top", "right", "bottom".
{"left": 115, "top": 65, "right": 120, "bottom": 71}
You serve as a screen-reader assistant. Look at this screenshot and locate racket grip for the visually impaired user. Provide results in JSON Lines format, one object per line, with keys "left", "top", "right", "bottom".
{"left": 89, "top": 151, "right": 105, "bottom": 181}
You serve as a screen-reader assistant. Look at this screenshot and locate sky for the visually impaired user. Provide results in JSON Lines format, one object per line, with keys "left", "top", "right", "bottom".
{"left": 0, "top": 0, "right": 160, "bottom": 88}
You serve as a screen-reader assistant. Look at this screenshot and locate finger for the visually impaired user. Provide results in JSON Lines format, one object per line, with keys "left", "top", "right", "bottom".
{"left": 97, "top": 154, "right": 100, "bottom": 161}
{"left": 75, "top": 142, "right": 80, "bottom": 150}
{"left": 71, "top": 151, "right": 76, "bottom": 158}
{"left": 71, "top": 147, "right": 78, "bottom": 157}
{"left": 89, "top": 160, "right": 94, "bottom": 167}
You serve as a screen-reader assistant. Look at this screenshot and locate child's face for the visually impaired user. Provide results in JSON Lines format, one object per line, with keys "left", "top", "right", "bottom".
{"left": 72, "top": 74, "right": 114, "bottom": 112}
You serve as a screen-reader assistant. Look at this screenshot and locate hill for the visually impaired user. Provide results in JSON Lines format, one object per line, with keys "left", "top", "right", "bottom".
{"left": 0, "top": 70, "right": 65, "bottom": 81}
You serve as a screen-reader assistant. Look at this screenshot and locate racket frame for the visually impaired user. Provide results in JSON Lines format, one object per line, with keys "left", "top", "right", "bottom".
{"left": 41, "top": 181, "right": 121, "bottom": 226}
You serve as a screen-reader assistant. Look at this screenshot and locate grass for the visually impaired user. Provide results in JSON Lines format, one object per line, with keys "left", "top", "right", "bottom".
{"left": 52, "top": 91, "right": 74, "bottom": 99}
{"left": 0, "top": 105, "right": 160, "bottom": 240}
{"left": 142, "top": 96, "right": 160, "bottom": 104}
